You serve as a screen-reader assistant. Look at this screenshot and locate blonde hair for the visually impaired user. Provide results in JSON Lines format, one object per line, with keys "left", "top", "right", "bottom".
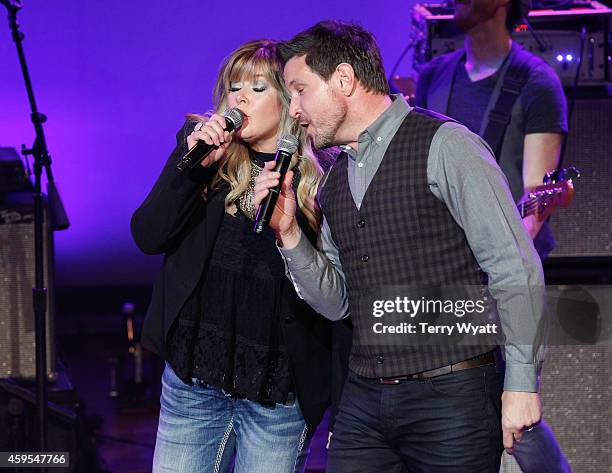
{"left": 191, "top": 39, "right": 322, "bottom": 233}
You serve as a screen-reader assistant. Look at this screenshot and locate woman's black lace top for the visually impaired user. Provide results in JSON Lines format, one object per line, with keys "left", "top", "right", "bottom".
{"left": 166, "top": 149, "right": 296, "bottom": 405}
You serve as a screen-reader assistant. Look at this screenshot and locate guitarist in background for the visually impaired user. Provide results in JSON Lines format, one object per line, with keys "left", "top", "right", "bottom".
{"left": 416, "top": 0, "right": 566, "bottom": 258}
{"left": 416, "top": 0, "right": 570, "bottom": 471}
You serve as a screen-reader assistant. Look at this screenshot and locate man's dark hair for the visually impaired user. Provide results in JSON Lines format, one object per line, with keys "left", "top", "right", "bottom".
{"left": 278, "top": 20, "right": 390, "bottom": 95}
{"left": 506, "top": 0, "right": 531, "bottom": 31}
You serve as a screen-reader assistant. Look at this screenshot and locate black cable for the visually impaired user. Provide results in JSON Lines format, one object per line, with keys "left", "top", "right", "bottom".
{"left": 387, "top": 40, "right": 415, "bottom": 92}
{"left": 523, "top": 18, "right": 547, "bottom": 52}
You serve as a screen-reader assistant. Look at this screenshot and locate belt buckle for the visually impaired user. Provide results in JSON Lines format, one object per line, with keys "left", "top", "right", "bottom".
{"left": 379, "top": 377, "right": 401, "bottom": 385}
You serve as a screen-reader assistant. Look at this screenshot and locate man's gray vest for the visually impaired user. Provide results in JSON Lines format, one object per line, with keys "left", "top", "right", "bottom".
{"left": 319, "top": 109, "right": 493, "bottom": 378}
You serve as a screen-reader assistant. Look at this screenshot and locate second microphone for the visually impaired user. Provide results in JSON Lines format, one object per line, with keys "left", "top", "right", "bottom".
{"left": 253, "top": 134, "right": 299, "bottom": 234}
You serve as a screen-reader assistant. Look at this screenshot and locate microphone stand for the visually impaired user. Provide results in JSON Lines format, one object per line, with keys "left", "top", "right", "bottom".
{"left": 2, "top": 0, "right": 70, "bottom": 455}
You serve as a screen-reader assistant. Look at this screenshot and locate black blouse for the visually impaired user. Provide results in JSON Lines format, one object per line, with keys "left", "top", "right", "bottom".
{"left": 166, "top": 149, "right": 295, "bottom": 405}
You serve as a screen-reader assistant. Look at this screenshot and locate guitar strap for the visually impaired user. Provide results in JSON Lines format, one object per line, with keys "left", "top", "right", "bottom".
{"left": 477, "top": 46, "right": 557, "bottom": 260}
{"left": 481, "top": 48, "right": 534, "bottom": 159}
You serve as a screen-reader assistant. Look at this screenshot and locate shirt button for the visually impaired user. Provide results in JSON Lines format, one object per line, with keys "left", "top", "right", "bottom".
{"left": 357, "top": 219, "right": 366, "bottom": 228}
{"left": 286, "top": 257, "right": 292, "bottom": 262}
{"left": 361, "top": 254, "right": 369, "bottom": 262}
{"left": 376, "top": 355, "right": 384, "bottom": 364}
{"left": 357, "top": 162, "right": 364, "bottom": 168}
{"left": 376, "top": 136, "right": 382, "bottom": 142}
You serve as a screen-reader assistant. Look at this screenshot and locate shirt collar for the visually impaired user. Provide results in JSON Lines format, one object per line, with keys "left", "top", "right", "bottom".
{"left": 341, "top": 94, "right": 411, "bottom": 157}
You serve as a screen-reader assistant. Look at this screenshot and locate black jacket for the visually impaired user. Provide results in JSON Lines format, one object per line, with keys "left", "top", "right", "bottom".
{"left": 131, "top": 121, "right": 331, "bottom": 432}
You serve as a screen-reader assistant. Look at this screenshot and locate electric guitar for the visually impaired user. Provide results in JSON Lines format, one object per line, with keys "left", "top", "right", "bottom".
{"left": 516, "top": 167, "right": 580, "bottom": 221}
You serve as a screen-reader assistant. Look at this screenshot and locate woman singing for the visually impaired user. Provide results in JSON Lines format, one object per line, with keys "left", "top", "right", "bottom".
{"left": 131, "top": 40, "right": 331, "bottom": 473}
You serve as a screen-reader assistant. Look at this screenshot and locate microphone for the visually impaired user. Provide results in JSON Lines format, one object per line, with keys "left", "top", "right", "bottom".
{"left": 253, "top": 134, "right": 299, "bottom": 234}
{"left": 176, "top": 108, "right": 244, "bottom": 172}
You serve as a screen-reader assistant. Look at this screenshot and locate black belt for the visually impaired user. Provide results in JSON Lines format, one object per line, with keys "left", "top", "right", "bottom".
{"left": 378, "top": 351, "right": 496, "bottom": 384}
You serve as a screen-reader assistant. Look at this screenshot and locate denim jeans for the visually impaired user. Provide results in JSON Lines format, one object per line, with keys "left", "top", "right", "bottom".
{"left": 512, "top": 419, "right": 571, "bottom": 473}
{"left": 327, "top": 364, "right": 504, "bottom": 473}
{"left": 152, "top": 363, "right": 308, "bottom": 473}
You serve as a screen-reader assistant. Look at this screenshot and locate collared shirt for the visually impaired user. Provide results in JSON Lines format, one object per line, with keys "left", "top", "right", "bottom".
{"left": 343, "top": 94, "right": 411, "bottom": 209}
{"left": 281, "top": 95, "right": 545, "bottom": 392}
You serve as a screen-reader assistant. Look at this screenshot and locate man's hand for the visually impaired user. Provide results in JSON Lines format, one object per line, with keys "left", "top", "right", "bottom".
{"left": 501, "top": 391, "right": 542, "bottom": 453}
{"left": 253, "top": 161, "right": 302, "bottom": 248}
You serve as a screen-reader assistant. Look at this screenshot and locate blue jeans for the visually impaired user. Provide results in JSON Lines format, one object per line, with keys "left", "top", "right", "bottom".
{"left": 152, "top": 363, "right": 308, "bottom": 473}
{"left": 512, "top": 419, "right": 571, "bottom": 473}
{"left": 327, "top": 364, "right": 504, "bottom": 473}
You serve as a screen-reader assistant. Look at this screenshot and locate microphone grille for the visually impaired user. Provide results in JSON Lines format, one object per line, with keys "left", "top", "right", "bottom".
{"left": 277, "top": 134, "right": 299, "bottom": 154}
{"left": 224, "top": 107, "right": 244, "bottom": 129}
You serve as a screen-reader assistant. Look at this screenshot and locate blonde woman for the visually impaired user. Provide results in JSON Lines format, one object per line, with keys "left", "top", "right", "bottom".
{"left": 131, "top": 40, "right": 331, "bottom": 473}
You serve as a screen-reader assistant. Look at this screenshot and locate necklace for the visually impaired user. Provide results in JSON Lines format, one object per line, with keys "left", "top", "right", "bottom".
{"left": 237, "top": 160, "right": 264, "bottom": 220}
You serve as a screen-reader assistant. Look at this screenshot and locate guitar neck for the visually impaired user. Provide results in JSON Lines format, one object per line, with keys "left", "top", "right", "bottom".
{"left": 516, "top": 178, "right": 575, "bottom": 222}
{"left": 516, "top": 200, "right": 534, "bottom": 219}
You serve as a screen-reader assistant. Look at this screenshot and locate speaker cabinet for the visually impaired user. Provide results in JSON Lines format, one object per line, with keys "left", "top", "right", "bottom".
{"left": 501, "top": 283, "right": 612, "bottom": 473}
{"left": 538, "top": 345, "right": 612, "bottom": 472}
{"left": 549, "top": 97, "right": 612, "bottom": 257}
{"left": 500, "top": 345, "right": 612, "bottom": 473}
{"left": 0, "top": 192, "right": 56, "bottom": 380}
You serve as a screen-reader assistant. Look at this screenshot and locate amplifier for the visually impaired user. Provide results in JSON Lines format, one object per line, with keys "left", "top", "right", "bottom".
{"left": 412, "top": 1, "right": 611, "bottom": 86}
{"left": 0, "top": 192, "right": 56, "bottom": 380}
{"left": 0, "top": 147, "right": 29, "bottom": 192}
{"left": 549, "top": 97, "right": 612, "bottom": 257}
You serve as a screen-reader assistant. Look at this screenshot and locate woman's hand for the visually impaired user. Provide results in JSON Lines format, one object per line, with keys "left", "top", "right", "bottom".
{"left": 187, "top": 114, "right": 233, "bottom": 167}
{"left": 253, "top": 161, "right": 302, "bottom": 248}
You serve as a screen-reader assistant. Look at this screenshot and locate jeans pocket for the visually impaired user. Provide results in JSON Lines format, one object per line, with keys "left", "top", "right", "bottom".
{"left": 427, "top": 366, "right": 487, "bottom": 398}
